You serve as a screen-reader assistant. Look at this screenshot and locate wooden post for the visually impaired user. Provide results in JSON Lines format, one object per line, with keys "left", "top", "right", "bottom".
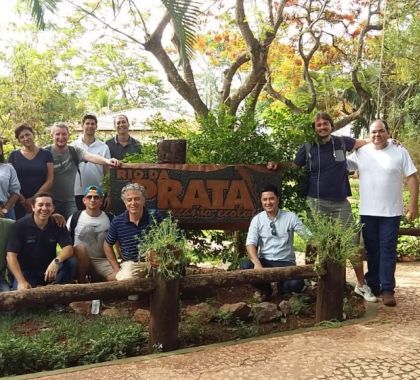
{"left": 148, "top": 271, "right": 180, "bottom": 352}
{"left": 157, "top": 139, "right": 186, "bottom": 164}
{"left": 315, "top": 260, "right": 345, "bottom": 323}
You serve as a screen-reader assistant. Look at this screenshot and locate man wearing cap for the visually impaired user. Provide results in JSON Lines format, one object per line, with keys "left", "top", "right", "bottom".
{"left": 67, "top": 185, "right": 116, "bottom": 283}
{"left": 6, "top": 192, "right": 76, "bottom": 290}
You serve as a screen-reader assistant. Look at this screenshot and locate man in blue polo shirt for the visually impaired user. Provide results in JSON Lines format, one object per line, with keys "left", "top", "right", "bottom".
{"left": 104, "top": 183, "right": 162, "bottom": 279}
{"left": 242, "top": 184, "right": 309, "bottom": 301}
{"left": 6, "top": 192, "right": 76, "bottom": 290}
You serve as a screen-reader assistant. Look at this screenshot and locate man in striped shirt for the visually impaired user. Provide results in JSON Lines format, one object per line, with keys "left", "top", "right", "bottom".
{"left": 103, "top": 183, "right": 162, "bottom": 278}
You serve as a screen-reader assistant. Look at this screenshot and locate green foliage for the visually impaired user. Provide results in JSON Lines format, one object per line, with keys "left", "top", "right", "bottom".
{"left": 304, "top": 209, "right": 362, "bottom": 273}
{"left": 138, "top": 215, "right": 190, "bottom": 279}
{"left": 289, "top": 295, "right": 311, "bottom": 315}
{"left": 0, "top": 310, "right": 146, "bottom": 376}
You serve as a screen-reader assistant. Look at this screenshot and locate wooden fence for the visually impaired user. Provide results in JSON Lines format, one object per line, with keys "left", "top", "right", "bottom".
{"left": 0, "top": 263, "right": 345, "bottom": 353}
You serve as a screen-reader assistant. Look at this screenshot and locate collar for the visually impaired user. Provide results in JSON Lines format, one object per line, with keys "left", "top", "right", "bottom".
{"left": 114, "top": 135, "right": 132, "bottom": 144}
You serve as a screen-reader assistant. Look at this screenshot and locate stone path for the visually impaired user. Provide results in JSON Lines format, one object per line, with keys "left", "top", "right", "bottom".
{"left": 24, "top": 262, "right": 420, "bottom": 380}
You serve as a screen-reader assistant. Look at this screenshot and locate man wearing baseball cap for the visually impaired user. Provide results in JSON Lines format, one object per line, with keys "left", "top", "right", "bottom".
{"left": 67, "top": 185, "right": 116, "bottom": 282}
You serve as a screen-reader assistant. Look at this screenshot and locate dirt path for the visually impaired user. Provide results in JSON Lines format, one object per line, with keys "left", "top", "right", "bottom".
{"left": 22, "top": 262, "right": 420, "bottom": 380}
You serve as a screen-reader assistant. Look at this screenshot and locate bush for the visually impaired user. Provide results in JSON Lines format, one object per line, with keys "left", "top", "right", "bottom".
{"left": 0, "top": 310, "right": 146, "bottom": 377}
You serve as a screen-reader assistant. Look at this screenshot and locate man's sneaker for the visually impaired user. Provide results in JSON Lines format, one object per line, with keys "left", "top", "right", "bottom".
{"left": 354, "top": 284, "right": 378, "bottom": 303}
{"left": 382, "top": 292, "right": 396, "bottom": 307}
{"left": 253, "top": 290, "right": 271, "bottom": 302}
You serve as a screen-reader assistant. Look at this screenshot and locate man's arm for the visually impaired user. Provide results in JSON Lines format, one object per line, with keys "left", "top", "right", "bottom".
{"left": 103, "top": 241, "right": 121, "bottom": 274}
{"left": 84, "top": 152, "right": 120, "bottom": 167}
{"left": 44, "top": 245, "right": 73, "bottom": 283}
{"left": 6, "top": 252, "right": 31, "bottom": 290}
{"left": 246, "top": 244, "right": 263, "bottom": 270}
{"left": 406, "top": 173, "right": 419, "bottom": 221}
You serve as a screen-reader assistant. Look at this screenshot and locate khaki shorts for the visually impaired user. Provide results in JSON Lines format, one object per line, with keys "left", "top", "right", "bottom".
{"left": 90, "top": 258, "right": 114, "bottom": 279}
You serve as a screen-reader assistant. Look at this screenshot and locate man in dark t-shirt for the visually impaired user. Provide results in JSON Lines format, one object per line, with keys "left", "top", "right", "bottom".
{"left": 105, "top": 115, "right": 141, "bottom": 160}
{"left": 6, "top": 192, "right": 76, "bottom": 290}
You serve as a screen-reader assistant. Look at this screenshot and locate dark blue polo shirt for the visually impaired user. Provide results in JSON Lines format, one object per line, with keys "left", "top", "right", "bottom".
{"left": 6, "top": 214, "right": 72, "bottom": 274}
{"left": 105, "top": 135, "right": 141, "bottom": 160}
{"left": 105, "top": 208, "right": 162, "bottom": 261}
{"left": 294, "top": 136, "right": 356, "bottom": 202}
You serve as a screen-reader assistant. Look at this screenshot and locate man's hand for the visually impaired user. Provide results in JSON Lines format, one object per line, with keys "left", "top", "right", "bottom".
{"left": 406, "top": 206, "right": 418, "bottom": 222}
{"left": 44, "top": 259, "right": 59, "bottom": 283}
{"left": 17, "top": 280, "right": 31, "bottom": 290}
{"left": 51, "top": 213, "right": 66, "bottom": 228}
{"left": 266, "top": 161, "right": 278, "bottom": 171}
{"left": 107, "top": 158, "right": 120, "bottom": 167}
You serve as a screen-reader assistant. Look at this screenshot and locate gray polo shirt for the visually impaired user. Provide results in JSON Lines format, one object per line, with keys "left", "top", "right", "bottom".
{"left": 246, "top": 209, "right": 309, "bottom": 263}
{"left": 105, "top": 135, "right": 141, "bottom": 160}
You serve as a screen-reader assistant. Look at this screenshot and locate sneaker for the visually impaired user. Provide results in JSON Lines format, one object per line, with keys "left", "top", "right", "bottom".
{"left": 128, "top": 294, "right": 139, "bottom": 301}
{"left": 382, "top": 292, "right": 396, "bottom": 307}
{"left": 253, "top": 290, "right": 271, "bottom": 302}
{"left": 50, "top": 303, "right": 68, "bottom": 313}
{"left": 354, "top": 284, "right": 378, "bottom": 303}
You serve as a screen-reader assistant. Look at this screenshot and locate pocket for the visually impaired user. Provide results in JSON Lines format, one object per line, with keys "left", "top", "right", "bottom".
{"left": 334, "top": 149, "right": 345, "bottom": 162}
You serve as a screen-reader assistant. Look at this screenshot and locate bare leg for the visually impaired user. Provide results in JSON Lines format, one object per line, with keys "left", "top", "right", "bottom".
{"left": 73, "top": 245, "right": 91, "bottom": 283}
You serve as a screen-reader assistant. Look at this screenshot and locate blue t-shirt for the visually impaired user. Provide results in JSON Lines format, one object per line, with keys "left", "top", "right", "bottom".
{"left": 294, "top": 136, "right": 356, "bottom": 202}
{"left": 8, "top": 149, "right": 53, "bottom": 198}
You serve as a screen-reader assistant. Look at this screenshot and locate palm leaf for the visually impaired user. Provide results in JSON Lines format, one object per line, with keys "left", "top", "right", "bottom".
{"left": 25, "top": 0, "right": 58, "bottom": 29}
{"left": 161, "top": 0, "right": 201, "bottom": 64}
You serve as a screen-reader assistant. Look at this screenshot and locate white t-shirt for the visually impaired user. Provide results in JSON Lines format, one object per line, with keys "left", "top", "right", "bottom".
{"left": 71, "top": 137, "right": 111, "bottom": 196}
{"left": 347, "top": 143, "right": 417, "bottom": 217}
{"left": 66, "top": 211, "right": 110, "bottom": 259}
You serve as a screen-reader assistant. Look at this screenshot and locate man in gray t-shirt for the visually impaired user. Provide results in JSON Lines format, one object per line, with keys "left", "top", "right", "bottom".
{"left": 48, "top": 123, "right": 120, "bottom": 219}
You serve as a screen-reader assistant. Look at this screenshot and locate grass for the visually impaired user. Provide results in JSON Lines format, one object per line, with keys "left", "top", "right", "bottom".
{"left": 0, "top": 309, "right": 146, "bottom": 377}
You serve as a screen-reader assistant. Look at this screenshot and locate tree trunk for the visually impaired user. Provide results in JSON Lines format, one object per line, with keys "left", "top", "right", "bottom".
{"left": 148, "top": 271, "right": 180, "bottom": 352}
{"left": 315, "top": 260, "right": 345, "bottom": 323}
{"left": 0, "top": 278, "right": 154, "bottom": 311}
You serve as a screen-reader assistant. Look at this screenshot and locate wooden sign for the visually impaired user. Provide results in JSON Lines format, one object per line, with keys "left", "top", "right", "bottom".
{"left": 110, "top": 164, "right": 283, "bottom": 230}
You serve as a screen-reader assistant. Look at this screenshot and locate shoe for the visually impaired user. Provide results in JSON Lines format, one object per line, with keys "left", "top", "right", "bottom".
{"left": 382, "top": 292, "right": 396, "bottom": 307}
{"left": 128, "top": 294, "right": 139, "bottom": 301}
{"left": 354, "top": 284, "right": 378, "bottom": 303}
{"left": 50, "top": 303, "right": 68, "bottom": 313}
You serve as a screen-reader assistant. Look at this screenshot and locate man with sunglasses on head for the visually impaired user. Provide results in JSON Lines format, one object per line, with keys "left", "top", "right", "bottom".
{"left": 67, "top": 185, "right": 116, "bottom": 283}
{"left": 242, "top": 184, "right": 309, "bottom": 301}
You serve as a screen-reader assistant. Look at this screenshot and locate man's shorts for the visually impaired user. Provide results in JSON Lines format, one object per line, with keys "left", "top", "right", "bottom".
{"left": 90, "top": 258, "right": 114, "bottom": 279}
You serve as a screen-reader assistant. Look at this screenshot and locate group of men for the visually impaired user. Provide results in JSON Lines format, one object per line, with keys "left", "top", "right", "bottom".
{"left": 3, "top": 114, "right": 146, "bottom": 291}
{"left": 247, "top": 117, "right": 418, "bottom": 307}
{"left": 1, "top": 114, "right": 418, "bottom": 311}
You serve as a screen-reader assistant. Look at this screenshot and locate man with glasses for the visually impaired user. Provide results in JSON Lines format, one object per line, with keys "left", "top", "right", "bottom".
{"left": 242, "top": 184, "right": 309, "bottom": 301}
{"left": 67, "top": 185, "right": 115, "bottom": 283}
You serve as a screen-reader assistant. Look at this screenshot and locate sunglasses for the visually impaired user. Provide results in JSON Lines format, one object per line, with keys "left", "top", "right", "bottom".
{"left": 269, "top": 222, "right": 277, "bottom": 236}
{"left": 86, "top": 195, "right": 100, "bottom": 200}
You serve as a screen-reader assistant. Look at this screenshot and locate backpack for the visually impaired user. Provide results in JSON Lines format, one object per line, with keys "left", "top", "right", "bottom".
{"left": 69, "top": 210, "right": 114, "bottom": 243}
{"left": 45, "top": 145, "right": 82, "bottom": 181}
{"left": 298, "top": 136, "right": 347, "bottom": 197}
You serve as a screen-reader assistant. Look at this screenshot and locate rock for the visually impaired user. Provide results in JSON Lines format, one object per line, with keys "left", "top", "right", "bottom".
{"left": 69, "top": 301, "right": 91, "bottom": 315}
{"left": 101, "top": 307, "right": 131, "bottom": 318}
{"left": 218, "top": 302, "right": 251, "bottom": 322}
{"left": 251, "top": 302, "right": 282, "bottom": 323}
{"left": 132, "top": 308, "right": 150, "bottom": 325}
{"left": 184, "top": 303, "right": 216, "bottom": 323}
{"left": 278, "top": 300, "right": 292, "bottom": 316}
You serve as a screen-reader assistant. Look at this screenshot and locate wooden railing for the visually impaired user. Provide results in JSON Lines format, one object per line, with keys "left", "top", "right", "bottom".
{"left": 0, "top": 263, "right": 343, "bottom": 353}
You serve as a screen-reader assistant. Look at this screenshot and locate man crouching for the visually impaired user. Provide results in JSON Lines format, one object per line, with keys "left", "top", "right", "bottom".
{"left": 6, "top": 192, "right": 76, "bottom": 290}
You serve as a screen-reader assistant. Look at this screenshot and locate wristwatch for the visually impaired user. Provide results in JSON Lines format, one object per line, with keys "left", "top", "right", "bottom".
{"left": 54, "top": 258, "right": 61, "bottom": 266}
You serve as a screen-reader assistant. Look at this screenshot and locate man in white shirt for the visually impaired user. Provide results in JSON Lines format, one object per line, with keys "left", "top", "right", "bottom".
{"left": 347, "top": 120, "right": 418, "bottom": 307}
{"left": 67, "top": 185, "right": 116, "bottom": 283}
{"left": 71, "top": 115, "right": 111, "bottom": 210}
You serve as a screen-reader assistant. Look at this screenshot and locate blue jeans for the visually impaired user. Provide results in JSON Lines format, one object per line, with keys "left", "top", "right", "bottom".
{"left": 241, "top": 259, "right": 304, "bottom": 295}
{"left": 12, "top": 257, "right": 77, "bottom": 289}
{"left": 0, "top": 276, "right": 10, "bottom": 292}
{"left": 361, "top": 215, "right": 401, "bottom": 294}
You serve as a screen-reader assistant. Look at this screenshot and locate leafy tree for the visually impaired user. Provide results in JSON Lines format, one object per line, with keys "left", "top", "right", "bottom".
{"left": 23, "top": 0, "right": 391, "bottom": 129}
{"left": 0, "top": 42, "right": 82, "bottom": 144}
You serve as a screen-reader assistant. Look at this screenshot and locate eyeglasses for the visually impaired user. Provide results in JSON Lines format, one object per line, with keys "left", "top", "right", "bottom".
{"left": 86, "top": 195, "right": 100, "bottom": 200}
{"left": 269, "top": 222, "right": 277, "bottom": 236}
